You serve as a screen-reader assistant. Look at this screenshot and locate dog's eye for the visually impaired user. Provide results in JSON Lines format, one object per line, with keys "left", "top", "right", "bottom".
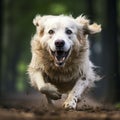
{"left": 48, "top": 29, "right": 55, "bottom": 35}
{"left": 66, "top": 29, "right": 72, "bottom": 35}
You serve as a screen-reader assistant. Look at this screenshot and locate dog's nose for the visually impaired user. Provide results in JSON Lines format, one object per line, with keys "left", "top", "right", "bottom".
{"left": 55, "top": 40, "right": 65, "bottom": 47}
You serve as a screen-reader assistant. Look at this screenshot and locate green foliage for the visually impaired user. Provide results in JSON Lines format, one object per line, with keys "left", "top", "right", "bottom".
{"left": 115, "top": 103, "right": 120, "bottom": 109}
{"left": 17, "top": 62, "right": 26, "bottom": 73}
{"left": 16, "top": 61, "right": 27, "bottom": 92}
{"left": 49, "top": 3, "right": 67, "bottom": 14}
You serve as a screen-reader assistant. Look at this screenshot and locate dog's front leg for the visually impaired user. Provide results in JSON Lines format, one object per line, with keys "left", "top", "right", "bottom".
{"left": 28, "top": 69, "right": 61, "bottom": 100}
{"left": 63, "top": 79, "right": 89, "bottom": 110}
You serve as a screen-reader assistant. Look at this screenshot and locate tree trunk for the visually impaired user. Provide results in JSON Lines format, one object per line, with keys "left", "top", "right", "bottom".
{"left": 102, "top": 0, "right": 120, "bottom": 102}
{"left": 86, "top": 0, "right": 94, "bottom": 20}
{"left": 0, "top": 0, "right": 3, "bottom": 96}
{"left": 86, "top": 0, "right": 95, "bottom": 49}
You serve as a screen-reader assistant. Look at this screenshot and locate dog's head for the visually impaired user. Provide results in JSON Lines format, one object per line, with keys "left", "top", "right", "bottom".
{"left": 33, "top": 15, "right": 101, "bottom": 67}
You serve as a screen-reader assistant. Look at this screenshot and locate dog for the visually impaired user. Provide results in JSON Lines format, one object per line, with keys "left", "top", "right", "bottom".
{"left": 28, "top": 14, "right": 101, "bottom": 110}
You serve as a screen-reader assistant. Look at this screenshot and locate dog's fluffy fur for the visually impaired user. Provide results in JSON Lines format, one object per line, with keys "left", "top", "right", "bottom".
{"left": 28, "top": 15, "right": 101, "bottom": 110}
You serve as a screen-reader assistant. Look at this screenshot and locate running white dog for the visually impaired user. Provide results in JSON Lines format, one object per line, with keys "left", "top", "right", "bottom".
{"left": 28, "top": 15, "right": 101, "bottom": 110}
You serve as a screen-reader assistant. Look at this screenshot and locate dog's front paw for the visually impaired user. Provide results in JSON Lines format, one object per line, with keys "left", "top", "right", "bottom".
{"left": 63, "top": 97, "right": 77, "bottom": 110}
{"left": 40, "top": 83, "right": 62, "bottom": 100}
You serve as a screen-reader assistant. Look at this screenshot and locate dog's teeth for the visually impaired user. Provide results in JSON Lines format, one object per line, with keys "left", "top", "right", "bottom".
{"left": 60, "top": 60, "right": 63, "bottom": 63}
{"left": 59, "top": 57, "right": 65, "bottom": 63}
{"left": 55, "top": 57, "right": 58, "bottom": 61}
{"left": 62, "top": 57, "right": 65, "bottom": 61}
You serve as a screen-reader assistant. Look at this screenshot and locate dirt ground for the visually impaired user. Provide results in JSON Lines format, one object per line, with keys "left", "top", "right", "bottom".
{"left": 1, "top": 105, "right": 120, "bottom": 120}
{"left": 0, "top": 93, "right": 120, "bottom": 120}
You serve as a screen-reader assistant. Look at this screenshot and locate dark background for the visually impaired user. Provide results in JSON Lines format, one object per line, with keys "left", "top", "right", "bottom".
{"left": 0, "top": 0, "right": 120, "bottom": 104}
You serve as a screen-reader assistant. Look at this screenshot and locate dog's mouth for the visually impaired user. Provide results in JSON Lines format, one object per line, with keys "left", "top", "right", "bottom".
{"left": 50, "top": 48, "right": 71, "bottom": 67}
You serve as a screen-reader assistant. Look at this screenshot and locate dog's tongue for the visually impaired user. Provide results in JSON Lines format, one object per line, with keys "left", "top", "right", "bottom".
{"left": 55, "top": 56, "right": 65, "bottom": 62}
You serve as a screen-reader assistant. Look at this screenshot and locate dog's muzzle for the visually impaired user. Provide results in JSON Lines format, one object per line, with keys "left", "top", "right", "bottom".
{"left": 50, "top": 40, "right": 71, "bottom": 67}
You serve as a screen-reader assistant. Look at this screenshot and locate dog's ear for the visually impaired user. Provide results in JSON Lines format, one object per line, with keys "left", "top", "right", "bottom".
{"left": 84, "top": 23, "right": 101, "bottom": 34}
{"left": 33, "top": 15, "right": 45, "bottom": 36}
{"left": 76, "top": 15, "right": 101, "bottom": 35}
{"left": 33, "top": 15, "right": 42, "bottom": 27}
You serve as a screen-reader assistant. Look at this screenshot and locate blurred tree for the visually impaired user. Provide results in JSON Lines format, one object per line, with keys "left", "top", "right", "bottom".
{"left": 86, "top": 0, "right": 94, "bottom": 20}
{"left": 0, "top": 0, "right": 3, "bottom": 96}
{"left": 2, "top": 1, "right": 30, "bottom": 93}
{"left": 86, "top": 0, "right": 95, "bottom": 60}
{"left": 102, "top": 0, "right": 120, "bottom": 102}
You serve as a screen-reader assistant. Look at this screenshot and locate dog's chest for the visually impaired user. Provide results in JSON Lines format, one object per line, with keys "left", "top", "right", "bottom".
{"left": 43, "top": 66, "right": 80, "bottom": 92}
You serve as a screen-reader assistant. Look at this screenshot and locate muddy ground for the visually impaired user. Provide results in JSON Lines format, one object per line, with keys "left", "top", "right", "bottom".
{"left": 0, "top": 93, "right": 120, "bottom": 120}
